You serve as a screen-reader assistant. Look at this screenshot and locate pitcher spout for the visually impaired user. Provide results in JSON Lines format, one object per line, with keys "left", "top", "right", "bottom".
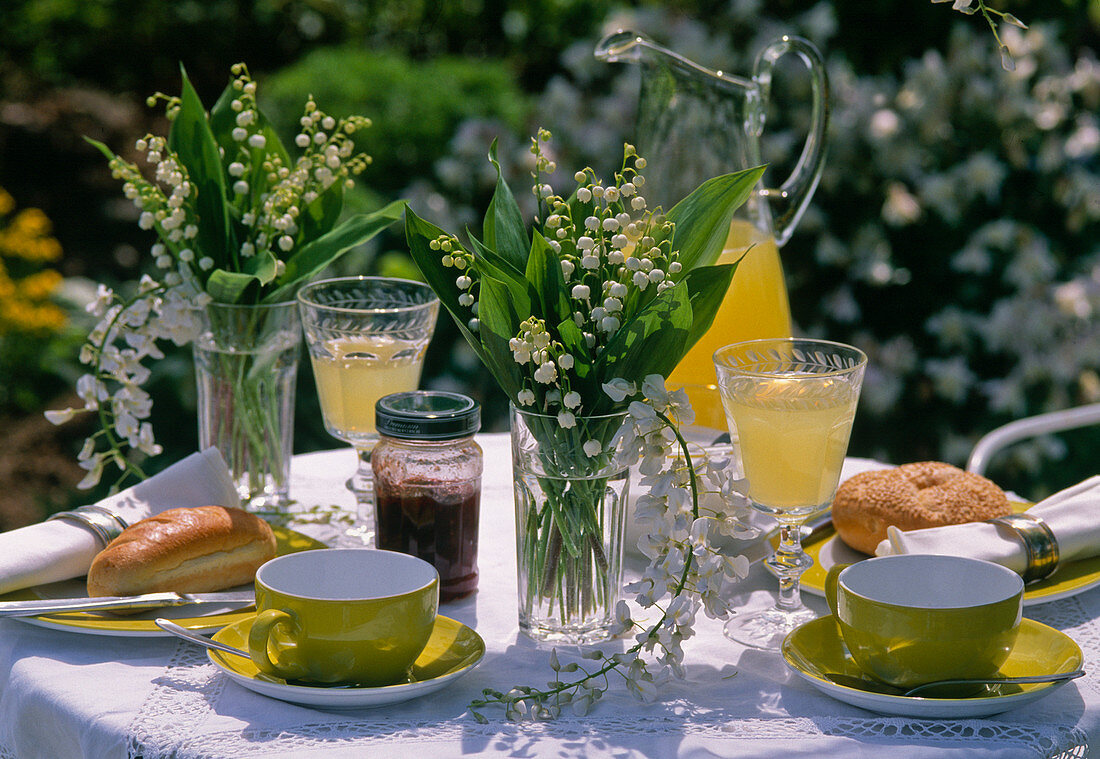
{"left": 595, "top": 29, "right": 754, "bottom": 89}
{"left": 593, "top": 29, "right": 646, "bottom": 63}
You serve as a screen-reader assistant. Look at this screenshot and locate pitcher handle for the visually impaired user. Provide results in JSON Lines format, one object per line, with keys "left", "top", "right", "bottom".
{"left": 753, "top": 35, "right": 829, "bottom": 247}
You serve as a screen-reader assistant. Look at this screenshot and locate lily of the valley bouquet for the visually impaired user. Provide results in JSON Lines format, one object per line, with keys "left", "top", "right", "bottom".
{"left": 49, "top": 64, "right": 402, "bottom": 497}
{"left": 406, "top": 130, "right": 758, "bottom": 718}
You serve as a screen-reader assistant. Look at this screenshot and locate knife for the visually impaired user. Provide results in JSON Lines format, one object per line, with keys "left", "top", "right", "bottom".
{"left": 0, "top": 590, "right": 255, "bottom": 617}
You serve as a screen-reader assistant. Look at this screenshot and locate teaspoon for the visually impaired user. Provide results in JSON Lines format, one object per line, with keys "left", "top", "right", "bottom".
{"left": 902, "top": 670, "right": 1086, "bottom": 697}
{"left": 825, "top": 669, "right": 1085, "bottom": 698}
{"left": 154, "top": 618, "right": 252, "bottom": 659}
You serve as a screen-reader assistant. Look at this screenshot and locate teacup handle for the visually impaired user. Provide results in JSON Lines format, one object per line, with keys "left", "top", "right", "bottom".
{"left": 824, "top": 563, "right": 851, "bottom": 617}
{"left": 248, "top": 608, "right": 309, "bottom": 681}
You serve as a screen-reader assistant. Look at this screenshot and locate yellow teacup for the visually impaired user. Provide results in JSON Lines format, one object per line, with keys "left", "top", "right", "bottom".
{"left": 825, "top": 554, "right": 1024, "bottom": 689}
{"left": 249, "top": 548, "right": 439, "bottom": 686}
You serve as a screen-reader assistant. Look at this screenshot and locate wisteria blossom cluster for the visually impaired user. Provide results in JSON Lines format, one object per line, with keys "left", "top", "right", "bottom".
{"left": 45, "top": 278, "right": 200, "bottom": 487}
{"left": 471, "top": 376, "right": 753, "bottom": 721}
{"left": 48, "top": 63, "right": 402, "bottom": 490}
{"left": 935, "top": 0, "right": 1028, "bottom": 70}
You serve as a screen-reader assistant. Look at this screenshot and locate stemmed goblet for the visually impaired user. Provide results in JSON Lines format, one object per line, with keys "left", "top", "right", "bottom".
{"left": 714, "top": 337, "right": 866, "bottom": 650}
{"left": 298, "top": 276, "right": 439, "bottom": 545}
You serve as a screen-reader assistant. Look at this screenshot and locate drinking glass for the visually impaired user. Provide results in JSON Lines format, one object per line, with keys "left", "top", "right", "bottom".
{"left": 298, "top": 276, "right": 439, "bottom": 544}
{"left": 714, "top": 337, "right": 866, "bottom": 650}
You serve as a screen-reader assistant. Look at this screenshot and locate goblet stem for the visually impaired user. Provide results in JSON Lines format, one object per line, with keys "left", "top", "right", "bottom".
{"left": 340, "top": 445, "right": 376, "bottom": 546}
{"left": 767, "top": 520, "right": 814, "bottom": 613}
{"left": 347, "top": 446, "right": 375, "bottom": 499}
{"left": 724, "top": 513, "right": 817, "bottom": 650}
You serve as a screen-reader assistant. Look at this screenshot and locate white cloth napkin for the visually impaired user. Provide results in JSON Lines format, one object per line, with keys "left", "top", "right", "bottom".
{"left": 0, "top": 448, "right": 239, "bottom": 595}
{"left": 875, "top": 475, "right": 1100, "bottom": 574}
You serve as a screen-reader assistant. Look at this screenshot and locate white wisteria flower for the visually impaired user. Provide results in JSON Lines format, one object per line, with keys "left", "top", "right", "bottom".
{"left": 932, "top": 0, "right": 1028, "bottom": 70}
{"left": 469, "top": 376, "right": 754, "bottom": 721}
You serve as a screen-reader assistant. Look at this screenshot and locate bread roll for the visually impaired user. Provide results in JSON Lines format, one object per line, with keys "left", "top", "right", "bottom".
{"left": 832, "top": 461, "right": 1011, "bottom": 555}
{"left": 87, "top": 505, "right": 277, "bottom": 597}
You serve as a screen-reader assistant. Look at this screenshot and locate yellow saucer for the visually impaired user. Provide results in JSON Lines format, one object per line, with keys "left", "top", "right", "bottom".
{"left": 800, "top": 502, "right": 1100, "bottom": 606}
{"left": 210, "top": 613, "right": 485, "bottom": 708}
{"left": 3, "top": 525, "right": 325, "bottom": 636}
{"left": 783, "top": 616, "right": 1083, "bottom": 718}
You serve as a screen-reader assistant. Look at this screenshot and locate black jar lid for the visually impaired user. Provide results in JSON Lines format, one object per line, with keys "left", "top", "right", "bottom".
{"left": 375, "top": 391, "right": 481, "bottom": 440}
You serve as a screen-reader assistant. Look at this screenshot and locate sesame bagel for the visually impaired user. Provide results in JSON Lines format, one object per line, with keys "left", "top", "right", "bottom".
{"left": 831, "top": 461, "right": 1011, "bottom": 555}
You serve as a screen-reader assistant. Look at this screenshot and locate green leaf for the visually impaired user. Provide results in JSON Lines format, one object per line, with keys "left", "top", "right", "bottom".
{"left": 475, "top": 276, "right": 525, "bottom": 399}
{"left": 464, "top": 231, "right": 534, "bottom": 321}
{"left": 681, "top": 262, "right": 737, "bottom": 352}
{"left": 244, "top": 249, "right": 279, "bottom": 285}
{"left": 591, "top": 283, "right": 695, "bottom": 412}
{"left": 407, "top": 207, "right": 522, "bottom": 400}
{"left": 264, "top": 199, "right": 405, "bottom": 303}
{"left": 167, "top": 65, "right": 232, "bottom": 267}
{"left": 206, "top": 268, "right": 262, "bottom": 304}
{"left": 524, "top": 231, "right": 570, "bottom": 326}
{"left": 206, "top": 248, "right": 283, "bottom": 304}
{"left": 555, "top": 313, "right": 597, "bottom": 401}
{"left": 465, "top": 231, "right": 527, "bottom": 286}
{"left": 556, "top": 314, "right": 589, "bottom": 372}
{"left": 299, "top": 177, "right": 345, "bottom": 241}
{"left": 663, "top": 166, "right": 766, "bottom": 273}
{"left": 482, "top": 139, "right": 529, "bottom": 273}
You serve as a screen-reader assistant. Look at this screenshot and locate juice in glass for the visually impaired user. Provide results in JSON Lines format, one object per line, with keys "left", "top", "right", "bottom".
{"left": 669, "top": 219, "right": 791, "bottom": 431}
{"left": 719, "top": 374, "right": 858, "bottom": 514}
{"left": 310, "top": 335, "right": 424, "bottom": 444}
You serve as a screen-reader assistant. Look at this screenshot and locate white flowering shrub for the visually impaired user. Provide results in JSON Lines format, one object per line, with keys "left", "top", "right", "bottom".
{"left": 789, "top": 21, "right": 1100, "bottom": 496}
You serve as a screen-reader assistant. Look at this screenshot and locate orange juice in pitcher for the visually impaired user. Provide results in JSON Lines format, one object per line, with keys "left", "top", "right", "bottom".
{"left": 669, "top": 220, "right": 791, "bottom": 430}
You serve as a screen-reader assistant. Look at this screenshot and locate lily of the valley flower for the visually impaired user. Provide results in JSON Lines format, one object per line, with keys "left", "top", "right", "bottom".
{"left": 50, "top": 62, "right": 386, "bottom": 491}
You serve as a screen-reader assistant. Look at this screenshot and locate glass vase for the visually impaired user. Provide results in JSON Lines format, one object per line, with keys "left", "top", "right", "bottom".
{"left": 193, "top": 301, "right": 301, "bottom": 511}
{"left": 510, "top": 405, "right": 632, "bottom": 645}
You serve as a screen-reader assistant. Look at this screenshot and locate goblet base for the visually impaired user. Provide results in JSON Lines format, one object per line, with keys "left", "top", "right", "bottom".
{"left": 337, "top": 474, "right": 376, "bottom": 547}
{"left": 723, "top": 605, "right": 817, "bottom": 651}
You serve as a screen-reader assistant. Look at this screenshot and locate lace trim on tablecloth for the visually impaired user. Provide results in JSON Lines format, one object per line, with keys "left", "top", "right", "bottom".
{"left": 125, "top": 658, "right": 1090, "bottom": 758}
{"left": 122, "top": 592, "right": 1098, "bottom": 758}
{"left": 126, "top": 641, "right": 229, "bottom": 758}
{"left": 129, "top": 709, "right": 1090, "bottom": 759}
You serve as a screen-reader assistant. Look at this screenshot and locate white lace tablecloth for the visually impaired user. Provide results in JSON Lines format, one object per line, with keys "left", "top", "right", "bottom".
{"left": 0, "top": 433, "right": 1096, "bottom": 758}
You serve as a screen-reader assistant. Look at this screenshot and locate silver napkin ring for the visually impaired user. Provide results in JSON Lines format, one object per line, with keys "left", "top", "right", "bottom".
{"left": 46, "top": 505, "right": 129, "bottom": 549}
{"left": 989, "top": 513, "right": 1060, "bottom": 583}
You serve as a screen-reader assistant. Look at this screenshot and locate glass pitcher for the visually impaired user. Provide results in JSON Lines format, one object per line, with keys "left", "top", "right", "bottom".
{"left": 595, "top": 30, "right": 828, "bottom": 432}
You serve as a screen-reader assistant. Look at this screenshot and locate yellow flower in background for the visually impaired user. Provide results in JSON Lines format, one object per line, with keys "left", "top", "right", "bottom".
{"left": 0, "top": 188, "right": 66, "bottom": 337}
{"left": 0, "top": 207, "right": 64, "bottom": 263}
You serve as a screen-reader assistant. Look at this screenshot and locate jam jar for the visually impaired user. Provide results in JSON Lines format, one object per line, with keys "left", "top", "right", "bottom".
{"left": 371, "top": 391, "right": 482, "bottom": 601}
